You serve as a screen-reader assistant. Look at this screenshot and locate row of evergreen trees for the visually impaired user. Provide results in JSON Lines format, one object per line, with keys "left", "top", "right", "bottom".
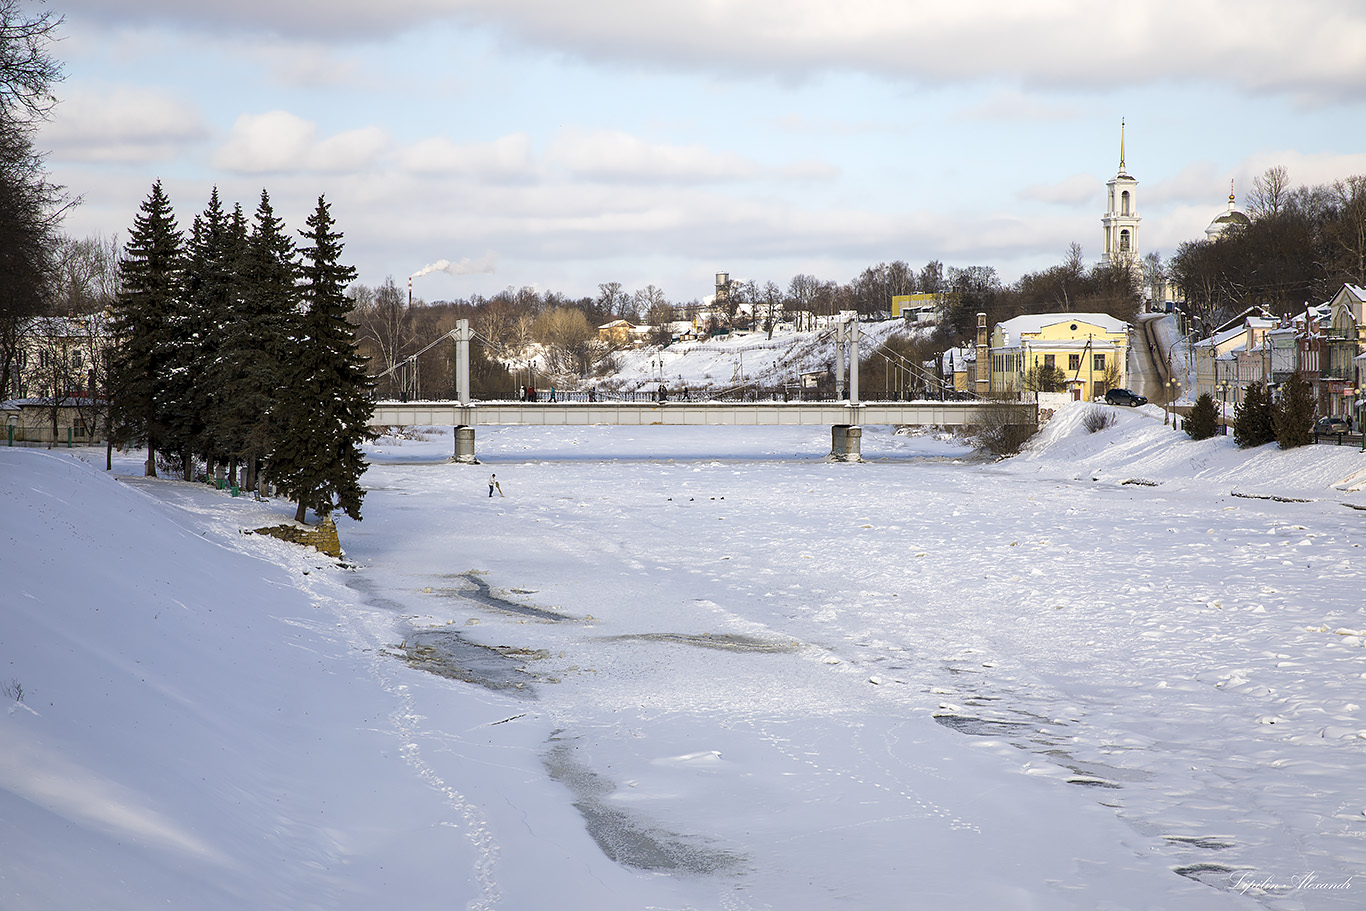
{"left": 109, "top": 181, "right": 374, "bottom": 523}
{"left": 1183, "top": 374, "right": 1315, "bottom": 449}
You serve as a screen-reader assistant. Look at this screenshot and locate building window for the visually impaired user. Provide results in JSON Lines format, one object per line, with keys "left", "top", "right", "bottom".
{"left": 1043, "top": 354, "right": 1055, "bottom": 370}
{"left": 1119, "top": 229, "right": 1131, "bottom": 252}
{"left": 72, "top": 349, "right": 82, "bottom": 367}
{"left": 1068, "top": 354, "right": 1080, "bottom": 371}
{"left": 1094, "top": 353, "right": 1106, "bottom": 371}
{"left": 1121, "top": 190, "right": 1131, "bottom": 216}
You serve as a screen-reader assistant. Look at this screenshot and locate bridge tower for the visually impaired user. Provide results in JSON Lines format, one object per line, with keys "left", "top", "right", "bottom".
{"left": 450, "top": 319, "right": 478, "bottom": 463}
{"left": 834, "top": 311, "right": 860, "bottom": 403}
{"left": 830, "top": 311, "right": 863, "bottom": 461}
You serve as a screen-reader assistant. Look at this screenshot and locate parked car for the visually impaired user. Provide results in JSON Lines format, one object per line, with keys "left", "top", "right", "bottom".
{"left": 1105, "top": 388, "right": 1148, "bottom": 407}
{"left": 1315, "top": 416, "right": 1349, "bottom": 434}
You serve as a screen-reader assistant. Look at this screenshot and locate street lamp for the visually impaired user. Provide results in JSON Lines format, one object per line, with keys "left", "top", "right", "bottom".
{"left": 1166, "top": 378, "right": 1181, "bottom": 426}
{"left": 1217, "top": 381, "right": 1230, "bottom": 434}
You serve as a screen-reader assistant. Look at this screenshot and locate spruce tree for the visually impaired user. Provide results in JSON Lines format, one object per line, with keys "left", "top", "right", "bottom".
{"left": 1184, "top": 392, "right": 1220, "bottom": 440}
{"left": 182, "top": 189, "right": 245, "bottom": 480}
{"left": 159, "top": 189, "right": 229, "bottom": 480}
{"left": 270, "top": 195, "right": 375, "bottom": 523}
{"left": 218, "top": 190, "right": 296, "bottom": 490}
{"left": 204, "top": 203, "right": 252, "bottom": 484}
{"left": 1275, "top": 372, "right": 1315, "bottom": 449}
{"left": 109, "top": 180, "right": 184, "bottom": 477}
{"left": 1234, "top": 380, "right": 1276, "bottom": 448}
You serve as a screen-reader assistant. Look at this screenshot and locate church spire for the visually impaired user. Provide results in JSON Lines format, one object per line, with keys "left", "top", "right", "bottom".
{"left": 1118, "top": 118, "right": 1127, "bottom": 176}
{"left": 1228, "top": 179, "right": 1236, "bottom": 209}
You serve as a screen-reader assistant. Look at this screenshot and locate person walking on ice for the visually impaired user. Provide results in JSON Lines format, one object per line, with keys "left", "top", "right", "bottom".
{"left": 488, "top": 473, "right": 503, "bottom": 497}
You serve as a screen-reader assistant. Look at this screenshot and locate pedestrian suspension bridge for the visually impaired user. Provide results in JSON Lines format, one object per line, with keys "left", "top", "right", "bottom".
{"left": 368, "top": 317, "right": 1037, "bottom": 462}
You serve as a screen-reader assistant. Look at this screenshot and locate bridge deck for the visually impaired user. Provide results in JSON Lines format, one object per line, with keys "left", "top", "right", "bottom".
{"left": 370, "top": 400, "right": 1036, "bottom": 428}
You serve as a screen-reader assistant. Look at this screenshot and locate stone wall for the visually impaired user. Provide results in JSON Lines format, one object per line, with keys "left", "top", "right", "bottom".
{"left": 252, "top": 517, "right": 342, "bottom": 558}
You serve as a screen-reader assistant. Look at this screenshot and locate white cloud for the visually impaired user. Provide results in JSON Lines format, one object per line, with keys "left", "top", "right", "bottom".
{"left": 955, "top": 91, "right": 1080, "bottom": 124}
{"left": 39, "top": 87, "right": 209, "bottom": 163}
{"left": 779, "top": 160, "right": 841, "bottom": 181}
{"left": 65, "top": 1, "right": 1366, "bottom": 100}
{"left": 771, "top": 113, "right": 884, "bottom": 135}
{"left": 249, "top": 43, "right": 367, "bottom": 90}
{"left": 1229, "top": 150, "right": 1366, "bottom": 194}
{"left": 211, "top": 111, "right": 388, "bottom": 174}
{"left": 548, "top": 129, "right": 759, "bottom": 183}
{"left": 1020, "top": 174, "right": 1097, "bottom": 206}
{"left": 399, "top": 134, "right": 537, "bottom": 180}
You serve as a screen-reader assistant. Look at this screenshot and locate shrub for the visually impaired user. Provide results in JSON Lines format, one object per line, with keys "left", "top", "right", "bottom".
{"left": 1275, "top": 373, "right": 1315, "bottom": 449}
{"left": 1082, "top": 406, "right": 1117, "bottom": 434}
{"left": 1234, "top": 381, "right": 1276, "bottom": 448}
{"left": 970, "top": 398, "right": 1038, "bottom": 457}
{"left": 1023, "top": 363, "right": 1067, "bottom": 393}
{"left": 1184, "top": 393, "right": 1220, "bottom": 440}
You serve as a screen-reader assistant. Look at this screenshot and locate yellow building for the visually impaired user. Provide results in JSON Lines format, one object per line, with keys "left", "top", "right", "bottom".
{"left": 891, "top": 291, "right": 956, "bottom": 320}
{"left": 989, "top": 312, "right": 1130, "bottom": 401}
{"left": 597, "top": 319, "right": 638, "bottom": 346}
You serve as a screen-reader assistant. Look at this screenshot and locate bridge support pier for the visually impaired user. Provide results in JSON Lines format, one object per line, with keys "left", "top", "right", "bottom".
{"left": 829, "top": 424, "right": 862, "bottom": 462}
{"left": 450, "top": 425, "right": 479, "bottom": 464}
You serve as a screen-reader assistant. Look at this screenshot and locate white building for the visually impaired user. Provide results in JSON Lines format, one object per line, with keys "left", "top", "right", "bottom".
{"left": 1205, "top": 182, "right": 1251, "bottom": 240}
{"left": 1100, "top": 121, "right": 1141, "bottom": 273}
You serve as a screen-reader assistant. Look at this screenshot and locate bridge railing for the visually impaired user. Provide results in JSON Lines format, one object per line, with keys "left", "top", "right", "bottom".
{"left": 376, "top": 385, "right": 990, "bottom": 405}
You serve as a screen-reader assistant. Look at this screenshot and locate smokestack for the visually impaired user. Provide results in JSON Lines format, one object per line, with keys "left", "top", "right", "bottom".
{"left": 408, "top": 276, "right": 412, "bottom": 307}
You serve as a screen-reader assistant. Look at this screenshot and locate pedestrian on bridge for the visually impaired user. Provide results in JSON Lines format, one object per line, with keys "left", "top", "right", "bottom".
{"left": 489, "top": 473, "right": 503, "bottom": 498}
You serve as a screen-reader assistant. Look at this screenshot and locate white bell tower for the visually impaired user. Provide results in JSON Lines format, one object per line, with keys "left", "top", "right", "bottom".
{"left": 1101, "top": 120, "right": 1140, "bottom": 272}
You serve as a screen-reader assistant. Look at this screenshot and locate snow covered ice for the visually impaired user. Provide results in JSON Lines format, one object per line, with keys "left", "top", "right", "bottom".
{"left": 3, "top": 401, "right": 1365, "bottom": 909}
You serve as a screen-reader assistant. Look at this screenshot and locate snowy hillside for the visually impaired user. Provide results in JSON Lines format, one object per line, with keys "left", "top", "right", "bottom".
{"left": 595, "top": 319, "right": 918, "bottom": 394}
{"left": 3, "top": 403, "right": 1364, "bottom": 909}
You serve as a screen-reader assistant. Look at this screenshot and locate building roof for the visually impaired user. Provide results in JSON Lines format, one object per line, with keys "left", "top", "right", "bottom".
{"left": 1330, "top": 284, "right": 1366, "bottom": 304}
{"left": 1193, "top": 324, "right": 1247, "bottom": 351}
{"left": 1205, "top": 184, "right": 1250, "bottom": 239}
{"left": 994, "top": 312, "right": 1130, "bottom": 339}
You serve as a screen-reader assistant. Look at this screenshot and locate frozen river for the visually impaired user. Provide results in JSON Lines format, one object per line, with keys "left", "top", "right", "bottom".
{"left": 5, "top": 408, "right": 1362, "bottom": 910}
{"left": 331, "top": 416, "right": 1366, "bottom": 909}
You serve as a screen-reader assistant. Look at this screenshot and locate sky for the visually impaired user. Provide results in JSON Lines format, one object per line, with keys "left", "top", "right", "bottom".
{"left": 36, "top": 0, "right": 1366, "bottom": 303}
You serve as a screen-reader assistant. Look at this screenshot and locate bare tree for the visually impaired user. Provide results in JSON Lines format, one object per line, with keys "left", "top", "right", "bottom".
{"left": 1328, "top": 175, "right": 1366, "bottom": 285}
{"left": 354, "top": 276, "right": 415, "bottom": 397}
{"left": 0, "top": 0, "right": 69, "bottom": 378}
{"left": 761, "top": 280, "right": 782, "bottom": 339}
{"left": 532, "top": 305, "right": 593, "bottom": 373}
{"left": 918, "top": 260, "right": 944, "bottom": 293}
{"left": 1141, "top": 250, "right": 1165, "bottom": 303}
{"left": 1248, "top": 165, "right": 1290, "bottom": 219}
{"left": 1064, "top": 242, "right": 1086, "bottom": 277}
{"left": 632, "top": 284, "right": 666, "bottom": 324}
{"left": 598, "top": 281, "right": 627, "bottom": 318}
{"left": 787, "top": 273, "right": 821, "bottom": 329}
{"left": 52, "top": 232, "right": 119, "bottom": 314}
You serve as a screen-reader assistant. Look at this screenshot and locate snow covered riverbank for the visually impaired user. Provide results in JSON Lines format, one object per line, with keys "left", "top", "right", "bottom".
{"left": 3, "top": 402, "right": 1364, "bottom": 909}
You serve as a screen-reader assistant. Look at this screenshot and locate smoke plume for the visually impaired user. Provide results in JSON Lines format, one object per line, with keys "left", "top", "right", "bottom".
{"left": 411, "top": 253, "right": 498, "bottom": 279}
